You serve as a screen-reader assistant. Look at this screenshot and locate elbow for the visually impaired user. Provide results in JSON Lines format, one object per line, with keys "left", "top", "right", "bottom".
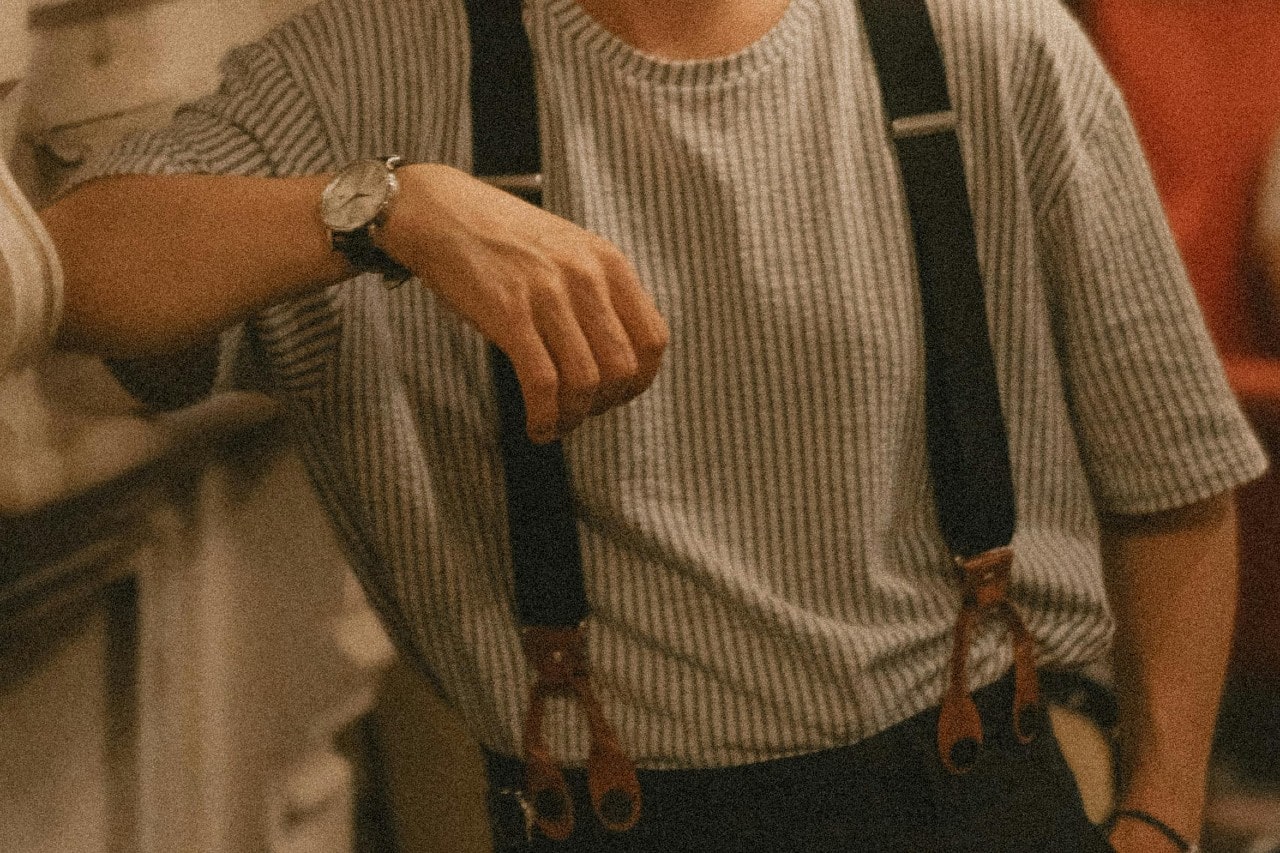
{"left": 54, "top": 262, "right": 176, "bottom": 358}
{"left": 43, "top": 184, "right": 190, "bottom": 359}
{"left": 56, "top": 294, "right": 176, "bottom": 359}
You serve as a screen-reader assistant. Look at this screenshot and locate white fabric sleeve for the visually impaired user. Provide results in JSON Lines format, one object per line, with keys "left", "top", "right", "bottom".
{"left": 0, "top": 156, "right": 62, "bottom": 372}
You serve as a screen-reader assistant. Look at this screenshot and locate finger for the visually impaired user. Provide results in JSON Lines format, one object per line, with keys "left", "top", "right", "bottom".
{"left": 531, "top": 281, "right": 600, "bottom": 436}
{"left": 501, "top": 319, "right": 561, "bottom": 444}
{"left": 601, "top": 251, "right": 669, "bottom": 402}
{"left": 562, "top": 261, "right": 640, "bottom": 416}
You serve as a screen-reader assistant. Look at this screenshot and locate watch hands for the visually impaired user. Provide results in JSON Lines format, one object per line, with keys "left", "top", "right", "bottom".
{"left": 338, "top": 191, "right": 371, "bottom": 209}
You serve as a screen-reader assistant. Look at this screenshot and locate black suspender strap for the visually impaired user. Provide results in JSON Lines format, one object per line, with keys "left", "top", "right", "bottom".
{"left": 464, "top": 0, "right": 641, "bottom": 839}
{"left": 856, "top": 0, "right": 1040, "bottom": 773}
{"left": 465, "top": 0, "right": 1032, "bottom": 819}
{"left": 467, "top": 0, "right": 581, "bottom": 632}
{"left": 858, "top": 0, "right": 1017, "bottom": 558}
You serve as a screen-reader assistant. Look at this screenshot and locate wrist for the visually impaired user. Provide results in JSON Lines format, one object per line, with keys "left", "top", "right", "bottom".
{"left": 320, "top": 157, "right": 412, "bottom": 285}
{"left": 1106, "top": 808, "right": 1201, "bottom": 853}
{"left": 1121, "top": 760, "right": 1208, "bottom": 833}
{"left": 375, "top": 162, "right": 454, "bottom": 272}
{"left": 257, "top": 174, "right": 352, "bottom": 296}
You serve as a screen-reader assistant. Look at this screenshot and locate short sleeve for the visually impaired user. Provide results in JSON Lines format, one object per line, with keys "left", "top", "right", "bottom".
{"left": 1040, "top": 91, "right": 1268, "bottom": 515}
{"left": 80, "top": 40, "right": 331, "bottom": 183}
{"left": 72, "top": 39, "right": 333, "bottom": 410}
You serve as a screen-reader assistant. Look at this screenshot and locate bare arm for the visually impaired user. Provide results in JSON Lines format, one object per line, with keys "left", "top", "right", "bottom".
{"left": 41, "top": 164, "right": 668, "bottom": 441}
{"left": 1255, "top": 131, "right": 1280, "bottom": 333}
{"left": 1260, "top": 229, "right": 1280, "bottom": 327}
{"left": 45, "top": 173, "right": 342, "bottom": 357}
{"left": 1101, "top": 491, "right": 1238, "bottom": 852}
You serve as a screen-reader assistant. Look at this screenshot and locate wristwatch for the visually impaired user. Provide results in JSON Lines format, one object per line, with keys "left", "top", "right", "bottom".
{"left": 320, "top": 155, "right": 413, "bottom": 287}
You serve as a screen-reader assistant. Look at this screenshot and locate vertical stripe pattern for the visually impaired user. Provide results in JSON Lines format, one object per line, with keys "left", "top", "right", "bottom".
{"left": 81, "top": 0, "right": 1266, "bottom": 768}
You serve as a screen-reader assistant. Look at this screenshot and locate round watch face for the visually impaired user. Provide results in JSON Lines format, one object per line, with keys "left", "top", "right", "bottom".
{"left": 321, "top": 160, "right": 394, "bottom": 232}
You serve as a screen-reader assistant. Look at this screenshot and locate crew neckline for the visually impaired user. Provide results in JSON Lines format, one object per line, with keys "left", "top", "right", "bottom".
{"left": 540, "top": 0, "right": 817, "bottom": 86}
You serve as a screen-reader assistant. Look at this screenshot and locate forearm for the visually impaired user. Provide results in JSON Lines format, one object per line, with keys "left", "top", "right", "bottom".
{"left": 38, "top": 163, "right": 668, "bottom": 440}
{"left": 42, "top": 173, "right": 348, "bottom": 358}
{"left": 1101, "top": 491, "right": 1238, "bottom": 845}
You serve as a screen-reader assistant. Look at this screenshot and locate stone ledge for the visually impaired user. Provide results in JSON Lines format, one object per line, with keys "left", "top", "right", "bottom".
{"left": 0, "top": 380, "right": 280, "bottom": 635}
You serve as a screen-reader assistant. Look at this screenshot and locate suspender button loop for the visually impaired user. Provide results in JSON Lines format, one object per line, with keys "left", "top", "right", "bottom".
{"left": 519, "top": 625, "right": 643, "bottom": 837}
{"left": 938, "top": 548, "right": 1043, "bottom": 772}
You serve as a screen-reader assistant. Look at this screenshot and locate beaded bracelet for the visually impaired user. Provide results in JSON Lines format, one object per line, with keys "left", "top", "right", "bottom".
{"left": 1104, "top": 808, "right": 1199, "bottom": 853}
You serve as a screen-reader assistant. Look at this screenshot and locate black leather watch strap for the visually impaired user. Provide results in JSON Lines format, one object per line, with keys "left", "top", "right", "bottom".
{"left": 332, "top": 227, "right": 412, "bottom": 285}
{"left": 324, "top": 155, "right": 414, "bottom": 286}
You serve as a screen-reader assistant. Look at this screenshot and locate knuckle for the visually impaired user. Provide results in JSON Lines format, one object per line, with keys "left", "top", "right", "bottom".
{"left": 523, "top": 367, "right": 559, "bottom": 399}
{"left": 529, "top": 274, "right": 572, "bottom": 314}
{"left": 599, "top": 348, "right": 640, "bottom": 385}
{"left": 493, "top": 286, "right": 533, "bottom": 327}
{"left": 560, "top": 360, "right": 601, "bottom": 395}
{"left": 565, "top": 252, "right": 608, "bottom": 285}
{"left": 597, "top": 240, "right": 632, "bottom": 271}
{"left": 637, "top": 321, "right": 670, "bottom": 361}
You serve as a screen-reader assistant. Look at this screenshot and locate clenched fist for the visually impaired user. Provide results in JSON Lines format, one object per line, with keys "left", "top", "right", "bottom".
{"left": 379, "top": 163, "right": 669, "bottom": 444}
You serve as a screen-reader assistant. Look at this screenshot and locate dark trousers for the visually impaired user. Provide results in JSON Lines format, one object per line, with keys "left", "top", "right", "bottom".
{"left": 484, "top": 671, "right": 1116, "bottom": 852}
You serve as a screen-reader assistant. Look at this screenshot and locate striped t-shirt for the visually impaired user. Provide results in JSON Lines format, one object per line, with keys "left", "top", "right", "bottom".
{"left": 88, "top": 0, "right": 1266, "bottom": 768}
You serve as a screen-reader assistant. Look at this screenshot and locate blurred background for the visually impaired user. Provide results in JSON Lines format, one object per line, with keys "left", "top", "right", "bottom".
{"left": 1, "top": 0, "right": 1278, "bottom": 851}
{"left": 1064, "top": 4, "right": 1280, "bottom": 852}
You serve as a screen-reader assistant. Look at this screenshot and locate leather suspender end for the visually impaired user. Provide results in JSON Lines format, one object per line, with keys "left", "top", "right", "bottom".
{"left": 519, "top": 625, "right": 642, "bottom": 839}
{"left": 938, "top": 548, "right": 1042, "bottom": 773}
